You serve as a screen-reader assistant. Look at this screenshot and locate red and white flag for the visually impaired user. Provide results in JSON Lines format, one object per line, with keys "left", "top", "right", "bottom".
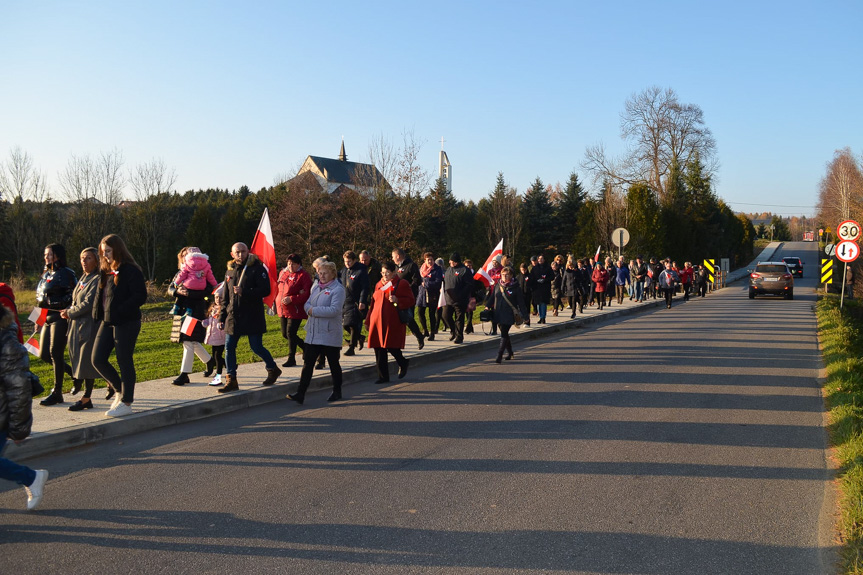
{"left": 473, "top": 238, "right": 504, "bottom": 288}
{"left": 180, "top": 316, "right": 199, "bottom": 337}
{"left": 437, "top": 287, "right": 446, "bottom": 309}
{"left": 23, "top": 332, "right": 40, "bottom": 356}
{"left": 595, "top": 245, "right": 601, "bottom": 260}
{"left": 28, "top": 307, "right": 48, "bottom": 328}
{"left": 250, "top": 207, "right": 278, "bottom": 307}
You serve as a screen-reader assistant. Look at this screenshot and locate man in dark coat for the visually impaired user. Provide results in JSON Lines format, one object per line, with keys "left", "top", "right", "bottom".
{"left": 359, "top": 251, "right": 382, "bottom": 290}
{"left": 529, "top": 254, "right": 553, "bottom": 323}
{"left": 340, "top": 251, "right": 369, "bottom": 356}
{"left": 218, "top": 242, "right": 280, "bottom": 392}
{"left": 392, "top": 248, "right": 424, "bottom": 349}
{"left": 443, "top": 252, "right": 472, "bottom": 344}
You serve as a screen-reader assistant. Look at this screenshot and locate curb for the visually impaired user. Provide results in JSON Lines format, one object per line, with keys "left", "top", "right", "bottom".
{"left": 9, "top": 297, "right": 665, "bottom": 461}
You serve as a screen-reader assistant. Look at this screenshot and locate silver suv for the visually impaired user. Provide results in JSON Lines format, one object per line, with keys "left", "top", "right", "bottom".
{"left": 749, "top": 262, "right": 794, "bottom": 299}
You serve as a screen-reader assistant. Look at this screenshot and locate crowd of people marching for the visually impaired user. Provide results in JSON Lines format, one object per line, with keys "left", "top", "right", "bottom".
{"left": 0, "top": 233, "right": 710, "bottom": 509}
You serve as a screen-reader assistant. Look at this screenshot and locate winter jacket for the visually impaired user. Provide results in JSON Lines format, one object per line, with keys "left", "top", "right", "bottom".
{"left": 485, "top": 280, "right": 529, "bottom": 327}
{"left": 276, "top": 266, "right": 313, "bottom": 320}
{"left": 93, "top": 263, "right": 147, "bottom": 326}
{"left": 0, "top": 305, "right": 33, "bottom": 441}
{"left": 633, "top": 261, "right": 648, "bottom": 283}
{"left": 659, "top": 269, "right": 679, "bottom": 289}
{"left": 339, "top": 262, "right": 369, "bottom": 328}
{"left": 366, "top": 277, "right": 415, "bottom": 349}
{"left": 528, "top": 263, "right": 553, "bottom": 305}
{"left": 203, "top": 288, "right": 227, "bottom": 346}
{"left": 561, "top": 268, "right": 578, "bottom": 298}
{"left": 66, "top": 272, "right": 101, "bottom": 380}
{"left": 0, "top": 282, "right": 23, "bottom": 343}
{"left": 168, "top": 269, "right": 212, "bottom": 344}
{"left": 304, "top": 280, "right": 346, "bottom": 348}
{"left": 176, "top": 252, "right": 217, "bottom": 291}
{"left": 443, "top": 263, "right": 473, "bottom": 307}
{"left": 550, "top": 268, "right": 563, "bottom": 300}
{"left": 219, "top": 255, "right": 270, "bottom": 337}
{"left": 396, "top": 257, "right": 421, "bottom": 297}
{"left": 591, "top": 268, "right": 610, "bottom": 292}
{"left": 36, "top": 265, "right": 77, "bottom": 323}
{"left": 576, "top": 266, "right": 592, "bottom": 294}
{"left": 417, "top": 264, "right": 444, "bottom": 308}
{"left": 679, "top": 267, "right": 694, "bottom": 285}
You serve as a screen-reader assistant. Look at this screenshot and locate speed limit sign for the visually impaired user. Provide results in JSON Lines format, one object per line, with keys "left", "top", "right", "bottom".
{"left": 836, "top": 240, "right": 860, "bottom": 263}
{"left": 837, "top": 220, "right": 861, "bottom": 242}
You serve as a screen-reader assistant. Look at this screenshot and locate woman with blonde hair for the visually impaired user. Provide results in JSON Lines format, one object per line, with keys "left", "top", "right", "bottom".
{"left": 60, "top": 247, "right": 102, "bottom": 410}
{"left": 91, "top": 234, "right": 147, "bottom": 417}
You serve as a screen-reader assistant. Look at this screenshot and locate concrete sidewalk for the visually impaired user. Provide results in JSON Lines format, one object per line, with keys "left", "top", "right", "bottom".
{"left": 9, "top": 290, "right": 715, "bottom": 461}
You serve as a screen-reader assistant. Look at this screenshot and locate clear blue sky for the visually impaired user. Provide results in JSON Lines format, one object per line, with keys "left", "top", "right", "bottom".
{"left": 2, "top": 0, "right": 860, "bottom": 218}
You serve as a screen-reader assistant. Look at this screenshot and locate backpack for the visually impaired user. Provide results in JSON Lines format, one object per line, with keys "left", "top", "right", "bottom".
{"left": 0, "top": 282, "right": 23, "bottom": 344}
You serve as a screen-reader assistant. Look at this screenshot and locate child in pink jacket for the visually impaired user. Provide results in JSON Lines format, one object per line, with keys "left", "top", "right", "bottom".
{"left": 171, "top": 249, "right": 218, "bottom": 316}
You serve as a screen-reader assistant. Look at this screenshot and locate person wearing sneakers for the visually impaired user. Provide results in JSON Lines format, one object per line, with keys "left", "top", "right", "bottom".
{"left": 288, "top": 261, "right": 346, "bottom": 405}
{"left": 217, "top": 242, "right": 281, "bottom": 393}
{"left": 91, "top": 234, "right": 147, "bottom": 418}
{"left": 202, "top": 284, "right": 227, "bottom": 386}
{"left": 0, "top": 303, "right": 48, "bottom": 510}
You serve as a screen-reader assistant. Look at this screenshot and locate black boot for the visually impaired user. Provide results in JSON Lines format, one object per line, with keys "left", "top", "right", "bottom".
{"left": 71, "top": 379, "right": 83, "bottom": 395}
{"left": 204, "top": 357, "right": 216, "bottom": 377}
{"left": 327, "top": 389, "right": 342, "bottom": 402}
{"left": 262, "top": 367, "right": 282, "bottom": 386}
{"left": 172, "top": 373, "right": 190, "bottom": 386}
{"left": 344, "top": 347, "right": 355, "bottom": 356}
{"left": 283, "top": 355, "right": 297, "bottom": 368}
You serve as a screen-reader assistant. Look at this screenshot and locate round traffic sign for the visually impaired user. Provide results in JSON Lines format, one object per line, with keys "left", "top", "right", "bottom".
{"left": 837, "top": 220, "right": 861, "bottom": 242}
{"left": 611, "top": 227, "right": 630, "bottom": 248}
{"left": 825, "top": 243, "right": 835, "bottom": 257}
{"left": 836, "top": 240, "right": 860, "bottom": 263}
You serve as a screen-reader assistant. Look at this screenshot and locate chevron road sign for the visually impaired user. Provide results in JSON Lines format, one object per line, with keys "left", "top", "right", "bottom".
{"left": 821, "top": 259, "right": 833, "bottom": 284}
{"left": 702, "top": 259, "right": 715, "bottom": 283}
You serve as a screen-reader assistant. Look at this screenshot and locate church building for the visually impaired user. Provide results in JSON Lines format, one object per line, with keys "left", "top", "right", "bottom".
{"left": 287, "top": 140, "right": 390, "bottom": 195}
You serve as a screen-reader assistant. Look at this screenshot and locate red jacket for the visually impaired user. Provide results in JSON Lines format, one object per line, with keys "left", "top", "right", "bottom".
{"left": 591, "top": 268, "right": 609, "bottom": 292}
{"left": 276, "top": 267, "right": 312, "bottom": 319}
{"left": 678, "top": 267, "right": 693, "bottom": 284}
{"left": 365, "top": 277, "right": 415, "bottom": 349}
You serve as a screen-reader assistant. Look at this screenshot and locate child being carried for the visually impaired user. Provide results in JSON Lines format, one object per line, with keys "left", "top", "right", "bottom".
{"left": 171, "top": 248, "right": 217, "bottom": 316}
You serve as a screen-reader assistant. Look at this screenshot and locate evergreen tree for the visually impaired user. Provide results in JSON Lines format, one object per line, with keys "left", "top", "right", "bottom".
{"left": 521, "top": 176, "right": 553, "bottom": 255}
{"left": 625, "top": 183, "right": 662, "bottom": 257}
{"left": 553, "top": 171, "right": 587, "bottom": 254}
{"left": 416, "top": 177, "right": 458, "bottom": 256}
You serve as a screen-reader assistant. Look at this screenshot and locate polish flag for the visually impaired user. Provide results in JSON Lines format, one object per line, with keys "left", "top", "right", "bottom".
{"left": 180, "top": 316, "right": 199, "bottom": 337}
{"left": 595, "top": 245, "right": 601, "bottom": 260}
{"left": 473, "top": 238, "right": 504, "bottom": 288}
{"left": 28, "top": 307, "right": 49, "bottom": 328}
{"left": 437, "top": 286, "right": 446, "bottom": 309}
{"left": 250, "top": 207, "right": 277, "bottom": 307}
{"left": 23, "top": 332, "right": 40, "bottom": 356}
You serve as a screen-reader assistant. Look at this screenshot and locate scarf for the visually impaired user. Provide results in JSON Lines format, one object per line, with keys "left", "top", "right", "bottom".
{"left": 420, "top": 262, "right": 433, "bottom": 277}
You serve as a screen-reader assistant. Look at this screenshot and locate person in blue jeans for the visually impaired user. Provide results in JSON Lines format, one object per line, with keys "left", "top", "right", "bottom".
{"left": 0, "top": 304, "right": 48, "bottom": 510}
{"left": 217, "top": 242, "right": 281, "bottom": 393}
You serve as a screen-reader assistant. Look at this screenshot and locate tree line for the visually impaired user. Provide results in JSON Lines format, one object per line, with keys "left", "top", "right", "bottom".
{"left": 1, "top": 86, "right": 758, "bottom": 284}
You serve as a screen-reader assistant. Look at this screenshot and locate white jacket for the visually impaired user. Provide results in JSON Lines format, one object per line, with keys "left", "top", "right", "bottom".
{"left": 303, "top": 280, "right": 346, "bottom": 348}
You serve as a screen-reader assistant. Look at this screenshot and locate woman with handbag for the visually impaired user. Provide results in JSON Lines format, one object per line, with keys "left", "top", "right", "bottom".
{"left": 365, "top": 261, "right": 415, "bottom": 383}
{"left": 485, "top": 266, "right": 530, "bottom": 363}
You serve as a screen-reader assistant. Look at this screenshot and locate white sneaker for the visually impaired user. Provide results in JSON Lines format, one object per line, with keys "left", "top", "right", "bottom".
{"left": 109, "top": 392, "right": 122, "bottom": 410}
{"left": 106, "top": 402, "right": 133, "bottom": 417}
{"left": 25, "top": 469, "right": 48, "bottom": 511}
{"left": 208, "top": 373, "right": 223, "bottom": 386}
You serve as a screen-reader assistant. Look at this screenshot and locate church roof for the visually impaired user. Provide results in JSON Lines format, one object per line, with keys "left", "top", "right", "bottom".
{"left": 306, "top": 155, "right": 389, "bottom": 189}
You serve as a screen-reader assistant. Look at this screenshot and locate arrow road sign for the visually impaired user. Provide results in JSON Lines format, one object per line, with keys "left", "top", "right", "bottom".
{"left": 836, "top": 240, "right": 860, "bottom": 263}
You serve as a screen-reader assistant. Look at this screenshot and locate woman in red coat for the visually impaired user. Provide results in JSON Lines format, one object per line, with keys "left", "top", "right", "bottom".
{"left": 591, "top": 264, "right": 610, "bottom": 311}
{"left": 366, "top": 260, "right": 415, "bottom": 383}
{"left": 276, "top": 254, "right": 312, "bottom": 367}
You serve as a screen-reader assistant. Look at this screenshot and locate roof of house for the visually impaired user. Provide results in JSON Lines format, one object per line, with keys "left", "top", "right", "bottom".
{"left": 305, "top": 155, "right": 388, "bottom": 188}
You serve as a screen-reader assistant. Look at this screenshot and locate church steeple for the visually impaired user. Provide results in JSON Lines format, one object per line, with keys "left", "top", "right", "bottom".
{"left": 338, "top": 138, "right": 347, "bottom": 162}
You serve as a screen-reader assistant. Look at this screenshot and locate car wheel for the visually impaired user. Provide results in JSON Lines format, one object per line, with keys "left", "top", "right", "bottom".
{"left": 749, "top": 290, "right": 756, "bottom": 299}
{"left": 786, "top": 290, "right": 793, "bottom": 300}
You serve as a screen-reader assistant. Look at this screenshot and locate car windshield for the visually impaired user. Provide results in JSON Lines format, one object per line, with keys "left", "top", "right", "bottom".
{"left": 758, "top": 265, "right": 787, "bottom": 273}
{"left": 783, "top": 258, "right": 800, "bottom": 264}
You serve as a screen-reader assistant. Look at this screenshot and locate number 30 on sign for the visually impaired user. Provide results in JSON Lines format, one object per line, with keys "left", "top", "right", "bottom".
{"left": 836, "top": 240, "right": 860, "bottom": 263}
{"left": 838, "top": 220, "right": 861, "bottom": 242}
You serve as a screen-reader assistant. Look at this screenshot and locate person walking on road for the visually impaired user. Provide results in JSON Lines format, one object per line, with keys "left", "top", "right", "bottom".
{"left": 392, "top": 248, "right": 425, "bottom": 350}
{"left": 218, "top": 242, "right": 281, "bottom": 393}
{"left": 591, "top": 262, "right": 609, "bottom": 311}
{"left": 485, "top": 266, "right": 530, "bottom": 363}
{"left": 91, "top": 234, "right": 148, "bottom": 417}
{"left": 366, "top": 261, "right": 414, "bottom": 383}
{"left": 168, "top": 246, "right": 216, "bottom": 387}
{"left": 276, "top": 254, "right": 312, "bottom": 368}
{"left": 659, "top": 261, "right": 679, "bottom": 309}
{"left": 417, "top": 252, "right": 443, "bottom": 342}
{"left": 288, "top": 261, "right": 346, "bottom": 405}
{"left": 529, "top": 254, "right": 552, "bottom": 324}
{"left": 614, "top": 260, "right": 630, "bottom": 305}
{"left": 60, "top": 247, "right": 101, "bottom": 411}
{"left": 35, "top": 243, "right": 76, "bottom": 407}
{"left": 443, "top": 253, "right": 472, "bottom": 343}
{"left": 0, "top": 304, "right": 48, "bottom": 510}
{"left": 340, "top": 251, "right": 369, "bottom": 356}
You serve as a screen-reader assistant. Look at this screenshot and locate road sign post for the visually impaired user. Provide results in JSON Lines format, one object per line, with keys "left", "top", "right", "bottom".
{"left": 611, "top": 227, "right": 630, "bottom": 260}
{"left": 835, "top": 235, "right": 860, "bottom": 310}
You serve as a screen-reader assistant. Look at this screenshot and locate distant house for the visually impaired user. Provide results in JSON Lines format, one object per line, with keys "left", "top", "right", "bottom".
{"left": 287, "top": 140, "right": 390, "bottom": 196}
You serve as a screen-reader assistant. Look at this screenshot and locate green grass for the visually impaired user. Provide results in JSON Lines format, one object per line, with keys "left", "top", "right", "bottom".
{"left": 22, "top": 299, "right": 491, "bottom": 395}
{"left": 817, "top": 296, "right": 863, "bottom": 573}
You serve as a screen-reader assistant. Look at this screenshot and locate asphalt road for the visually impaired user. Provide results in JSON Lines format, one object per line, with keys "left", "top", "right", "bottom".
{"left": 0, "top": 242, "right": 836, "bottom": 574}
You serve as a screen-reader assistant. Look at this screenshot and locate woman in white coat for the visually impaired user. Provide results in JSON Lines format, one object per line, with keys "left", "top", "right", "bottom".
{"left": 288, "top": 261, "right": 346, "bottom": 405}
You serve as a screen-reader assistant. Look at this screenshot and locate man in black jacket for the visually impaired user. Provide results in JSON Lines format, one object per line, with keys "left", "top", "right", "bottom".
{"left": 359, "top": 251, "right": 381, "bottom": 289}
{"left": 392, "top": 248, "right": 425, "bottom": 350}
{"left": 218, "top": 242, "right": 281, "bottom": 392}
{"left": 443, "top": 252, "right": 472, "bottom": 344}
{"left": 340, "top": 251, "right": 369, "bottom": 356}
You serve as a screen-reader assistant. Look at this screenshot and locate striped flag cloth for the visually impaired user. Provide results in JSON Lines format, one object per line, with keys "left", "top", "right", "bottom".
{"left": 180, "top": 316, "right": 199, "bottom": 337}
{"left": 473, "top": 239, "right": 504, "bottom": 288}
{"left": 28, "top": 307, "right": 49, "bottom": 327}
{"left": 23, "top": 332, "right": 40, "bottom": 356}
{"left": 250, "top": 207, "right": 277, "bottom": 307}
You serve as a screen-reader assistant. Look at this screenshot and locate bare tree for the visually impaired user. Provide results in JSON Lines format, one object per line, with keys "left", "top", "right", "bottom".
{"left": 583, "top": 86, "right": 717, "bottom": 202}
{"left": 485, "top": 173, "right": 523, "bottom": 260}
{"left": 0, "top": 147, "right": 48, "bottom": 273}
{"left": 818, "top": 148, "right": 863, "bottom": 226}
{"left": 127, "top": 158, "right": 178, "bottom": 281}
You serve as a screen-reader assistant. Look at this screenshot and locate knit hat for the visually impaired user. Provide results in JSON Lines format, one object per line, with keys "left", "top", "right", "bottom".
{"left": 449, "top": 252, "right": 461, "bottom": 263}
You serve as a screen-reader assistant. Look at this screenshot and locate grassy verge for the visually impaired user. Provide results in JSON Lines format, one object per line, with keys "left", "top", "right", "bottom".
{"left": 22, "top": 299, "right": 490, "bottom": 395}
{"left": 817, "top": 295, "right": 863, "bottom": 572}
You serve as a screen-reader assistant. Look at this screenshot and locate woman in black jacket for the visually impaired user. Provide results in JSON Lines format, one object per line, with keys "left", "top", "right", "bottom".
{"left": 560, "top": 256, "right": 578, "bottom": 319}
{"left": 485, "top": 266, "right": 530, "bottom": 363}
{"left": 36, "top": 243, "right": 77, "bottom": 406}
{"left": 529, "top": 255, "right": 552, "bottom": 324}
{"left": 91, "top": 234, "right": 148, "bottom": 418}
